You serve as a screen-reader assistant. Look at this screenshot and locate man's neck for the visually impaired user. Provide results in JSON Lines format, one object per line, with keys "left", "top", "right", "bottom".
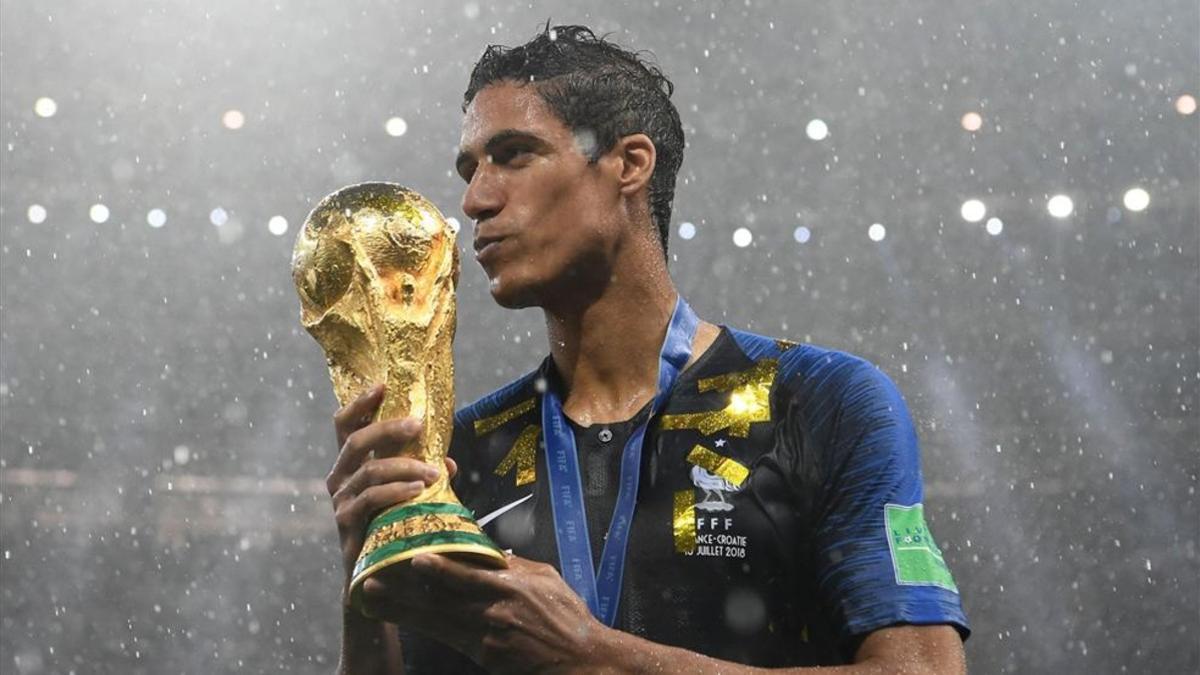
{"left": 544, "top": 272, "right": 678, "bottom": 426}
{"left": 539, "top": 235, "right": 721, "bottom": 427}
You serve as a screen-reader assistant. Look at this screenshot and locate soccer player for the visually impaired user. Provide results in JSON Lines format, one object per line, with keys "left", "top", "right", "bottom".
{"left": 325, "top": 25, "right": 969, "bottom": 674}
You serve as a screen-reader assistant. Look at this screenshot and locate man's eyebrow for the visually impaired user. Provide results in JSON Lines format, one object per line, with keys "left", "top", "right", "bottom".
{"left": 455, "top": 129, "right": 550, "bottom": 175}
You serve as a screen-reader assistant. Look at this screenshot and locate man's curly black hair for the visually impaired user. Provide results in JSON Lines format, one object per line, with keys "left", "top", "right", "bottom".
{"left": 463, "top": 24, "right": 685, "bottom": 259}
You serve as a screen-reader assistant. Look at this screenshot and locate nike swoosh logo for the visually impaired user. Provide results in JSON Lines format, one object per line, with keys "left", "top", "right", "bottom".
{"left": 476, "top": 493, "right": 534, "bottom": 527}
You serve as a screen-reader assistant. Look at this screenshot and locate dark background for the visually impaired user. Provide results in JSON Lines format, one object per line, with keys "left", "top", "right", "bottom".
{"left": 1, "top": 1, "right": 1196, "bottom": 672}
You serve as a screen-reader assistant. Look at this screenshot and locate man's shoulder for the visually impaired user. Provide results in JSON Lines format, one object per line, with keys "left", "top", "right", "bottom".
{"left": 722, "top": 325, "right": 882, "bottom": 391}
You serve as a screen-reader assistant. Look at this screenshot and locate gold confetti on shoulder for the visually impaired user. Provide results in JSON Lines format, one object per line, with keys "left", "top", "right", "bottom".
{"left": 473, "top": 397, "right": 536, "bottom": 436}
{"left": 659, "top": 359, "right": 778, "bottom": 437}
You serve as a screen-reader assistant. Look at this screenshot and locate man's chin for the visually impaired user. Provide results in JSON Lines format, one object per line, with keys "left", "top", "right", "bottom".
{"left": 486, "top": 277, "right": 539, "bottom": 309}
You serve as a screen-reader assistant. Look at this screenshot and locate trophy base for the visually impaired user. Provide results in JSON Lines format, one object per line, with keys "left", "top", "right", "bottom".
{"left": 348, "top": 501, "right": 507, "bottom": 613}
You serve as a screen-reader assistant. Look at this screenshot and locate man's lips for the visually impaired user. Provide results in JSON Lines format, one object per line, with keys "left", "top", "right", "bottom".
{"left": 473, "top": 234, "right": 506, "bottom": 261}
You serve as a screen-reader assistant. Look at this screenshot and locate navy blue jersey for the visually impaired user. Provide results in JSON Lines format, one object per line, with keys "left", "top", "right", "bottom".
{"left": 399, "top": 326, "right": 968, "bottom": 671}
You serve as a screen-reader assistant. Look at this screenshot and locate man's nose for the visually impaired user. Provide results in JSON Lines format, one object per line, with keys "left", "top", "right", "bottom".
{"left": 461, "top": 172, "right": 503, "bottom": 224}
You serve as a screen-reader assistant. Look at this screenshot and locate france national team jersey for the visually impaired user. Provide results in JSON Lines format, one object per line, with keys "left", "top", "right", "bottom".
{"left": 399, "top": 326, "right": 969, "bottom": 671}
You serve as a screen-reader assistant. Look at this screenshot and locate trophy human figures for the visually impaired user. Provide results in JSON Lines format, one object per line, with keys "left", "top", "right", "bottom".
{"left": 292, "top": 182, "right": 506, "bottom": 611}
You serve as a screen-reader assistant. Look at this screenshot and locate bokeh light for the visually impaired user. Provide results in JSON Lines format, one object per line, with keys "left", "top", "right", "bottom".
{"left": 146, "top": 208, "right": 167, "bottom": 228}
{"left": 221, "top": 110, "right": 245, "bottom": 130}
{"left": 679, "top": 221, "right": 696, "bottom": 240}
{"left": 33, "top": 97, "right": 57, "bottom": 118}
{"left": 961, "top": 111, "right": 983, "bottom": 131}
{"left": 26, "top": 204, "right": 47, "bottom": 224}
{"left": 385, "top": 117, "right": 409, "bottom": 137}
{"left": 1047, "top": 194, "right": 1074, "bottom": 218}
{"left": 732, "top": 227, "right": 753, "bottom": 247}
{"left": 1176, "top": 94, "right": 1196, "bottom": 116}
{"left": 209, "top": 207, "right": 229, "bottom": 226}
{"left": 267, "top": 215, "right": 289, "bottom": 236}
{"left": 986, "top": 217, "right": 1004, "bottom": 236}
{"left": 868, "top": 223, "right": 886, "bottom": 241}
{"left": 1122, "top": 187, "right": 1150, "bottom": 212}
{"left": 961, "top": 199, "right": 987, "bottom": 223}
{"left": 88, "top": 204, "right": 110, "bottom": 223}
{"left": 805, "top": 119, "right": 829, "bottom": 141}
{"left": 793, "top": 226, "right": 811, "bottom": 244}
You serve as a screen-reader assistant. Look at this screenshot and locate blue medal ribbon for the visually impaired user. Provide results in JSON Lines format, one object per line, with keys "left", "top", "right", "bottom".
{"left": 542, "top": 295, "right": 699, "bottom": 626}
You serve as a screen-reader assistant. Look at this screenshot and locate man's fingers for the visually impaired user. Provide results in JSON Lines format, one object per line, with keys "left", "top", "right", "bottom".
{"left": 335, "top": 478, "right": 428, "bottom": 532}
{"left": 328, "top": 418, "right": 425, "bottom": 494}
{"left": 363, "top": 561, "right": 494, "bottom": 617}
{"left": 410, "top": 554, "right": 511, "bottom": 597}
{"left": 359, "top": 481, "right": 429, "bottom": 518}
{"left": 359, "top": 571, "right": 491, "bottom": 650}
{"left": 335, "top": 456, "right": 440, "bottom": 504}
{"left": 333, "top": 383, "right": 385, "bottom": 447}
{"left": 445, "top": 456, "right": 459, "bottom": 480}
{"left": 335, "top": 480, "right": 429, "bottom": 572}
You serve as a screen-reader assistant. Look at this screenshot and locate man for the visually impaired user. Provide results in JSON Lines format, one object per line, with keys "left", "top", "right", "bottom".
{"left": 325, "top": 25, "right": 969, "bottom": 674}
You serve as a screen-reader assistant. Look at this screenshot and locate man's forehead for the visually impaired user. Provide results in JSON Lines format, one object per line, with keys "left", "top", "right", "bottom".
{"left": 458, "top": 83, "right": 558, "bottom": 149}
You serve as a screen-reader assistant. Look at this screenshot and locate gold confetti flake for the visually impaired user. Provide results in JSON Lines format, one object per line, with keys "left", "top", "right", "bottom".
{"left": 659, "top": 359, "right": 777, "bottom": 437}
{"left": 473, "top": 397, "right": 536, "bottom": 436}
{"left": 673, "top": 490, "right": 697, "bottom": 554}
{"left": 494, "top": 424, "right": 540, "bottom": 486}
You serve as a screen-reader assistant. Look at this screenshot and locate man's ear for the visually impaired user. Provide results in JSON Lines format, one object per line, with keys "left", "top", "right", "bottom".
{"left": 611, "top": 133, "right": 656, "bottom": 196}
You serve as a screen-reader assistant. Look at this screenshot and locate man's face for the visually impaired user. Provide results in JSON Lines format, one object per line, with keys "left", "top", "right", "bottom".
{"left": 456, "top": 82, "right": 621, "bottom": 308}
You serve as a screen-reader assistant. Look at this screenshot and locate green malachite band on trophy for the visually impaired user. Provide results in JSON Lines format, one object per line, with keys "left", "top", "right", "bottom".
{"left": 353, "top": 530, "right": 503, "bottom": 578}
{"left": 366, "top": 501, "right": 477, "bottom": 532}
{"left": 349, "top": 527, "right": 507, "bottom": 615}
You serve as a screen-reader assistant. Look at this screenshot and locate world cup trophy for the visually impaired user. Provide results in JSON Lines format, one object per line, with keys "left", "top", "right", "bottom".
{"left": 292, "top": 182, "right": 506, "bottom": 612}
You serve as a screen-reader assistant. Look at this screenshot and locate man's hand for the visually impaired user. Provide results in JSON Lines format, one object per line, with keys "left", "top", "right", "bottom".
{"left": 361, "top": 553, "right": 613, "bottom": 674}
{"left": 326, "top": 383, "right": 453, "bottom": 601}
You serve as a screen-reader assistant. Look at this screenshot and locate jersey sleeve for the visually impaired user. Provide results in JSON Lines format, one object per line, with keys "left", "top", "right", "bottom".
{"left": 795, "top": 353, "right": 970, "bottom": 654}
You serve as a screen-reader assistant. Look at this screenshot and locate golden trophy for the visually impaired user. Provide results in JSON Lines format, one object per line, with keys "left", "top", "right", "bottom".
{"left": 292, "top": 182, "right": 506, "bottom": 612}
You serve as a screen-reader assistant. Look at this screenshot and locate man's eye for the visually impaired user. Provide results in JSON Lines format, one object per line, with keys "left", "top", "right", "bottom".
{"left": 492, "top": 147, "right": 530, "bottom": 164}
